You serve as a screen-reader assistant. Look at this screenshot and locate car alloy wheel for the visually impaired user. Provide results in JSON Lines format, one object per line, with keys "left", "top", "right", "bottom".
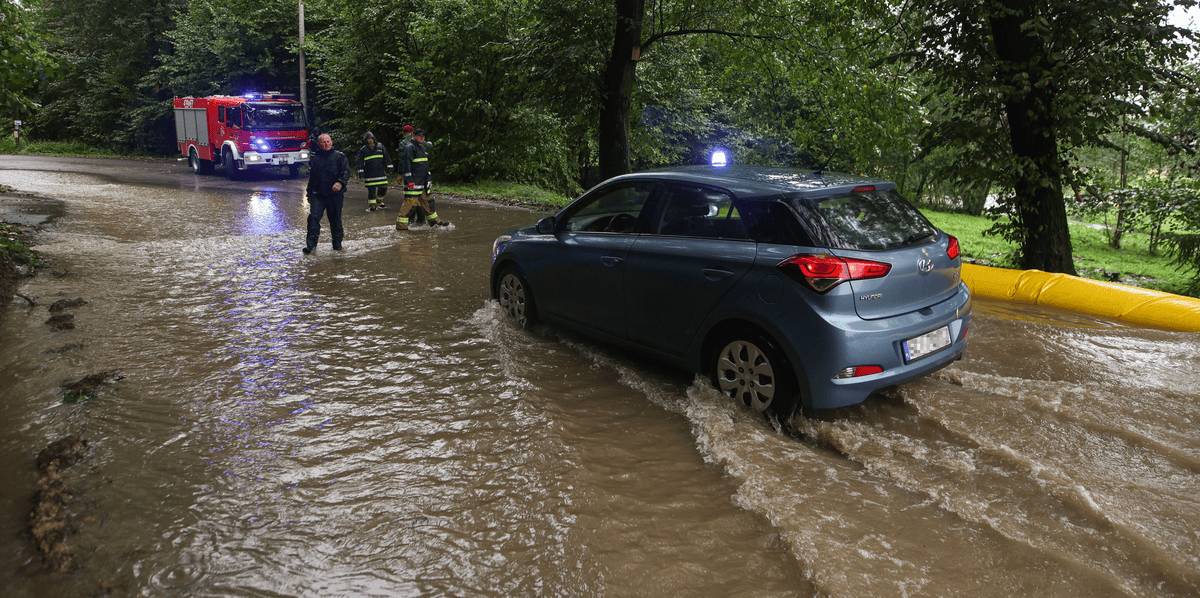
{"left": 497, "top": 269, "right": 535, "bottom": 330}
{"left": 712, "top": 332, "right": 795, "bottom": 417}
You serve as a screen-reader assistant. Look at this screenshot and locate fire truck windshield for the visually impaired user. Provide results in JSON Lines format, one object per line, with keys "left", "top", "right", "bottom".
{"left": 244, "top": 103, "right": 307, "bottom": 130}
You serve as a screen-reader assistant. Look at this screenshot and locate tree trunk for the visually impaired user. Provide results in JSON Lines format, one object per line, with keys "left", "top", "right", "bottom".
{"left": 1111, "top": 148, "right": 1127, "bottom": 249}
{"left": 989, "top": 0, "right": 1077, "bottom": 275}
{"left": 598, "top": 0, "right": 645, "bottom": 181}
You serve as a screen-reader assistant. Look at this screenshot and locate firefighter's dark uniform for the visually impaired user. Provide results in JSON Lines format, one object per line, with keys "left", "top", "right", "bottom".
{"left": 396, "top": 134, "right": 445, "bottom": 229}
{"left": 399, "top": 135, "right": 438, "bottom": 225}
{"left": 356, "top": 133, "right": 392, "bottom": 210}
{"left": 305, "top": 144, "right": 350, "bottom": 251}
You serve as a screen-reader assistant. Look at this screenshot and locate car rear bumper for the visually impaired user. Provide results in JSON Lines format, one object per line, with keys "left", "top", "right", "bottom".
{"left": 778, "top": 282, "right": 972, "bottom": 410}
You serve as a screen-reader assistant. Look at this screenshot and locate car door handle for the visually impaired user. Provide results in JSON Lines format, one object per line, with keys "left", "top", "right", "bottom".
{"left": 601, "top": 256, "right": 624, "bottom": 267}
{"left": 702, "top": 268, "right": 734, "bottom": 280}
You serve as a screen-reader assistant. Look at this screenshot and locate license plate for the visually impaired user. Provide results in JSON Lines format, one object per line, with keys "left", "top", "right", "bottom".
{"left": 274, "top": 154, "right": 289, "bottom": 164}
{"left": 902, "top": 326, "right": 952, "bottom": 363}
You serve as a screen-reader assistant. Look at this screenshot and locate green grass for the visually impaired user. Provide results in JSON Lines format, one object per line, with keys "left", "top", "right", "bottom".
{"left": 439, "top": 180, "right": 574, "bottom": 207}
{"left": 919, "top": 211, "right": 1020, "bottom": 269}
{"left": 62, "top": 390, "right": 94, "bottom": 404}
{"left": 0, "top": 137, "right": 164, "bottom": 159}
{"left": 921, "top": 209, "right": 1195, "bottom": 296}
{"left": 0, "top": 222, "right": 47, "bottom": 269}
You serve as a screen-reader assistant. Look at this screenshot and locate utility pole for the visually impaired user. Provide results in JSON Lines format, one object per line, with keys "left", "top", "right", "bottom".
{"left": 298, "top": 0, "right": 307, "bottom": 109}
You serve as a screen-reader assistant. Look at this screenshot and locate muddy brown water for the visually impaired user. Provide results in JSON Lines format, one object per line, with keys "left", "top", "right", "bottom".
{"left": 1, "top": 156, "right": 1198, "bottom": 597}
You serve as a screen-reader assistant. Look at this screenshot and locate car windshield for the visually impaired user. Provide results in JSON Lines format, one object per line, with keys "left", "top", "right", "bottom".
{"left": 244, "top": 103, "right": 307, "bottom": 130}
{"left": 802, "top": 189, "right": 938, "bottom": 251}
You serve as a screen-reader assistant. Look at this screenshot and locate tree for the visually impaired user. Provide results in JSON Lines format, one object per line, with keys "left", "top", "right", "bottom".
{"left": 30, "top": 0, "right": 179, "bottom": 151}
{"left": 156, "top": 0, "right": 302, "bottom": 99}
{"left": 515, "top": 0, "right": 787, "bottom": 181}
{"left": 595, "top": 0, "right": 781, "bottom": 179}
{"left": 306, "top": 0, "right": 584, "bottom": 194}
{"left": 302, "top": 0, "right": 416, "bottom": 147}
{"left": 1, "top": 0, "right": 57, "bottom": 117}
{"left": 907, "top": 0, "right": 1198, "bottom": 274}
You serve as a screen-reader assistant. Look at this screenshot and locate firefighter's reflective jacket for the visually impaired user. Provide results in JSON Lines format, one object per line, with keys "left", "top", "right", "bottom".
{"left": 401, "top": 140, "right": 431, "bottom": 193}
{"left": 356, "top": 142, "right": 392, "bottom": 187}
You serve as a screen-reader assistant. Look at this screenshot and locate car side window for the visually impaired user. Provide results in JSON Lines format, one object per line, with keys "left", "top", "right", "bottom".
{"left": 738, "top": 200, "right": 816, "bottom": 246}
{"left": 650, "top": 184, "right": 747, "bottom": 239}
{"left": 562, "top": 181, "right": 655, "bottom": 233}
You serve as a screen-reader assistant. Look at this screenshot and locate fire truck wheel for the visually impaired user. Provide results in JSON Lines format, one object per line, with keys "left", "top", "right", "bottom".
{"left": 189, "top": 147, "right": 213, "bottom": 175}
{"left": 223, "top": 148, "right": 241, "bottom": 180}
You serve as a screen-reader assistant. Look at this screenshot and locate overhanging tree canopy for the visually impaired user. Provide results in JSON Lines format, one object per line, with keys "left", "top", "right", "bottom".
{"left": 906, "top": 0, "right": 1198, "bottom": 273}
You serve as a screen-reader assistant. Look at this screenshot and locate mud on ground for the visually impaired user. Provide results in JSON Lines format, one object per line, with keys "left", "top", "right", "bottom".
{"left": 0, "top": 186, "right": 101, "bottom": 575}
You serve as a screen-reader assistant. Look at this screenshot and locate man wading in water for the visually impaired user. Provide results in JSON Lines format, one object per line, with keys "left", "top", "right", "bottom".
{"left": 304, "top": 133, "right": 351, "bottom": 253}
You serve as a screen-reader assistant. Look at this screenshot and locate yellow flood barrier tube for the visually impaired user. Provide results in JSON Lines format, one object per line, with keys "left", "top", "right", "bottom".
{"left": 961, "top": 263, "right": 1200, "bottom": 332}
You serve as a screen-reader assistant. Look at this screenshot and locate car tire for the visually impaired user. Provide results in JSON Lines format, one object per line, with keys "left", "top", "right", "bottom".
{"left": 497, "top": 267, "right": 537, "bottom": 330}
{"left": 710, "top": 331, "right": 797, "bottom": 419}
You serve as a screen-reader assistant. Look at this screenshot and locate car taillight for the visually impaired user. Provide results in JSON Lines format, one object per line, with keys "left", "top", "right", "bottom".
{"left": 777, "top": 254, "right": 892, "bottom": 293}
{"left": 947, "top": 235, "right": 960, "bottom": 260}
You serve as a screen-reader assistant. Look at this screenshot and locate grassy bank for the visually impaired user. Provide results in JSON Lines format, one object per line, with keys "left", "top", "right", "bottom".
{"left": 0, "top": 138, "right": 165, "bottom": 160}
{"left": 438, "top": 180, "right": 573, "bottom": 209}
{"left": 921, "top": 210, "right": 1195, "bottom": 296}
{"left": 0, "top": 219, "right": 44, "bottom": 323}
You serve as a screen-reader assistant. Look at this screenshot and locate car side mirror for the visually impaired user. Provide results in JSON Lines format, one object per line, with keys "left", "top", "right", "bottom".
{"left": 536, "top": 216, "right": 556, "bottom": 234}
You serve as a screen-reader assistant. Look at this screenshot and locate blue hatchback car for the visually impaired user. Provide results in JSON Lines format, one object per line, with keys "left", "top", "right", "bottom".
{"left": 490, "top": 165, "right": 971, "bottom": 416}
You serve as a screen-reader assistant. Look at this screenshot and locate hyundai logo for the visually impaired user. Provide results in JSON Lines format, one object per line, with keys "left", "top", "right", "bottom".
{"left": 918, "top": 258, "right": 935, "bottom": 273}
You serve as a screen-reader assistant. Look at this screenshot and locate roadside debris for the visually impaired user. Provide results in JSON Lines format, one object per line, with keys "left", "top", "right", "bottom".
{"left": 61, "top": 370, "right": 123, "bottom": 403}
{"left": 29, "top": 435, "right": 88, "bottom": 573}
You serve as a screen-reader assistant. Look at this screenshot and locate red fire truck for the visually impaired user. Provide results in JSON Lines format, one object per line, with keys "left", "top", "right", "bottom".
{"left": 173, "top": 93, "right": 310, "bottom": 179}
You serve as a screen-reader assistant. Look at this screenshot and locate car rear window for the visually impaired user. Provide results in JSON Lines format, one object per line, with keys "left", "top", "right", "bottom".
{"left": 801, "top": 189, "right": 937, "bottom": 251}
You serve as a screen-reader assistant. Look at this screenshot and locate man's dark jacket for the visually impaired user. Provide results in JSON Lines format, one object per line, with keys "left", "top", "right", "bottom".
{"left": 307, "top": 147, "right": 350, "bottom": 198}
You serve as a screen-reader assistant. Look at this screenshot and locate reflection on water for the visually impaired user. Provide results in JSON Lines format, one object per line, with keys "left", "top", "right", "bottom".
{"left": 241, "top": 191, "right": 289, "bottom": 236}
{"left": 1, "top": 161, "right": 1198, "bottom": 598}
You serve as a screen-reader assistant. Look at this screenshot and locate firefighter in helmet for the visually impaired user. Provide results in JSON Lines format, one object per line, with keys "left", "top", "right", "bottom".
{"left": 399, "top": 125, "right": 430, "bottom": 225}
{"left": 356, "top": 131, "right": 392, "bottom": 211}
{"left": 396, "top": 129, "right": 449, "bottom": 229}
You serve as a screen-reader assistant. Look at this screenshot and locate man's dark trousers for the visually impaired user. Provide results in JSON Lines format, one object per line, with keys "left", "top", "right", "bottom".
{"left": 307, "top": 194, "right": 345, "bottom": 249}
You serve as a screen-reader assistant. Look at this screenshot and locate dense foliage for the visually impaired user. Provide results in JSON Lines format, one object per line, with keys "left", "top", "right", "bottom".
{"left": 903, "top": 0, "right": 1198, "bottom": 273}
{"left": 5, "top": 0, "right": 1200, "bottom": 278}
{"left": 0, "top": 0, "right": 56, "bottom": 115}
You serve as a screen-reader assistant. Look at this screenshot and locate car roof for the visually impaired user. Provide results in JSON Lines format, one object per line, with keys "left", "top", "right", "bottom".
{"left": 622, "top": 165, "right": 895, "bottom": 198}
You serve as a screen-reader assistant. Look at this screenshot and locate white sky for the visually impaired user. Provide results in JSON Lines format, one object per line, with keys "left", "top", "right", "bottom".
{"left": 1171, "top": 3, "right": 1200, "bottom": 30}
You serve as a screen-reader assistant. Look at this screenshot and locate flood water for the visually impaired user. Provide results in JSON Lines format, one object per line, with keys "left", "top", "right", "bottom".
{"left": 1, "top": 156, "right": 1198, "bottom": 597}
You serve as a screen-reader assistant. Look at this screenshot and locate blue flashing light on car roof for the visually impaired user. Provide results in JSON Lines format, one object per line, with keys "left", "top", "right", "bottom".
{"left": 711, "top": 150, "right": 728, "bottom": 167}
